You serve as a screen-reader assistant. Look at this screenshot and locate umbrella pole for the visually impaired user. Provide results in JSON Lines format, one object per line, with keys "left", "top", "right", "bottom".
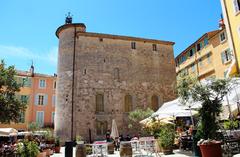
{"left": 226, "top": 95, "right": 233, "bottom": 119}
{"left": 189, "top": 106, "right": 195, "bottom": 127}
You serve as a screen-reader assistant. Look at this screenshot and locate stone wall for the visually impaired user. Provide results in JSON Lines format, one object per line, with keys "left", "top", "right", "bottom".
{"left": 55, "top": 24, "right": 176, "bottom": 142}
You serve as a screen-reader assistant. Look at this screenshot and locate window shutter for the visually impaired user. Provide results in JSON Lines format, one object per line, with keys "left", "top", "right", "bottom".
{"left": 227, "top": 49, "right": 232, "bottom": 60}
{"left": 221, "top": 52, "right": 226, "bottom": 64}
{"left": 52, "top": 95, "right": 55, "bottom": 106}
{"left": 41, "top": 112, "right": 44, "bottom": 125}
{"left": 233, "top": 0, "right": 239, "bottom": 13}
{"left": 35, "top": 94, "right": 39, "bottom": 105}
{"left": 27, "top": 78, "right": 32, "bottom": 87}
{"left": 238, "top": 27, "right": 240, "bottom": 39}
{"left": 44, "top": 94, "right": 48, "bottom": 105}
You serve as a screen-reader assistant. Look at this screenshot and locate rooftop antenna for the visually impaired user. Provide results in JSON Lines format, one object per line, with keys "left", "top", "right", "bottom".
{"left": 65, "top": 12, "right": 73, "bottom": 24}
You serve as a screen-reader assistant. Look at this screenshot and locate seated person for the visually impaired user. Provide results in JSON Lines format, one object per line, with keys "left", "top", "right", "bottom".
{"left": 188, "top": 125, "right": 193, "bottom": 136}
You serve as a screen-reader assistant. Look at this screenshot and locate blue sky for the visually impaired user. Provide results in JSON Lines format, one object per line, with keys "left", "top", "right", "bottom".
{"left": 0, "top": 0, "right": 222, "bottom": 75}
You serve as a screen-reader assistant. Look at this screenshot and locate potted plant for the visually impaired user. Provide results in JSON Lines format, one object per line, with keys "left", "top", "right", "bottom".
{"left": 177, "top": 77, "right": 233, "bottom": 157}
{"left": 76, "top": 135, "right": 84, "bottom": 145}
{"left": 157, "top": 123, "right": 175, "bottom": 155}
{"left": 43, "top": 129, "right": 54, "bottom": 144}
{"left": 54, "top": 137, "right": 61, "bottom": 153}
{"left": 17, "top": 140, "right": 40, "bottom": 157}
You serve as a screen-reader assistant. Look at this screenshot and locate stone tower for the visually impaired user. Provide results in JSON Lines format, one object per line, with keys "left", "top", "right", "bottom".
{"left": 55, "top": 22, "right": 176, "bottom": 142}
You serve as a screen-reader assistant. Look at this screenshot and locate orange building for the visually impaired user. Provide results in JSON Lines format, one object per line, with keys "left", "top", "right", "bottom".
{"left": 0, "top": 66, "right": 57, "bottom": 130}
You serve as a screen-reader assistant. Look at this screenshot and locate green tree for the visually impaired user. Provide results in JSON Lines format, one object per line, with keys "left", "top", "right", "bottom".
{"left": 0, "top": 60, "right": 27, "bottom": 123}
{"left": 177, "top": 77, "right": 232, "bottom": 139}
{"left": 128, "top": 108, "right": 154, "bottom": 135}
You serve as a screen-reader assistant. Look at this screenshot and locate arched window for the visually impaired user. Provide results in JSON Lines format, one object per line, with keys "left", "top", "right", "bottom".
{"left": 151, "top": 95, "right": 159, "bottom": 111}
{"left": 96, "top": 121, "right": 108, "bottom": 135}
{"left": 114, "top": 68, "right": 120, "bottom": 80}
{"left": 96, "top": 94, "right": 104, "bottom": 112}
{"left": 125, "top": 94, "right": 133, "bottom": 112}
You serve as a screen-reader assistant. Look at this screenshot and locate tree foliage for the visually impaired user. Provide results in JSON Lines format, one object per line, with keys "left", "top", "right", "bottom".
{"left": 0, "top": 60, "right": 27, "bottom": 123}
{"left": 128, "top": 108, "right": 154, "bottom": 134}
{"left": 177, "top": 77, "right": 232, "bottom": 139}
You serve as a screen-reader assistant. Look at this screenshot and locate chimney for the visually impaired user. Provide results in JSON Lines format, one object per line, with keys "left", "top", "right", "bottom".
{"left": 29, "top": 62, "right": 34, "bottom": 77}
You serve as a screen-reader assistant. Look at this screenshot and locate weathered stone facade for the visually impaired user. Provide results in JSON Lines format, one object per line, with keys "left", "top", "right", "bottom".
{"left": 55, "top": 23, "right": 176, "bottom": 142}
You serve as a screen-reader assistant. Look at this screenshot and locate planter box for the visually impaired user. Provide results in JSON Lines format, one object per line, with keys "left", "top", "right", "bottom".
{"left": 199, "top": 142, "right": 222, "bottom": 157}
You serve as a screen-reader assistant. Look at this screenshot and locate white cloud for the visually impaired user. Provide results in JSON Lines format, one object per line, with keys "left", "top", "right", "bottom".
{"left": 0, "top": 45, "right": 58, "bottom": 65}
{"left": 0, "top": 45, "right": 58, "bottom": 74}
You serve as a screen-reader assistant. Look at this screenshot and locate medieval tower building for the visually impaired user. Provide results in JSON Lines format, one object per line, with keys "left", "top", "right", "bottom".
{"left": 55, "top": 20, "right": 176, "bottom": 142}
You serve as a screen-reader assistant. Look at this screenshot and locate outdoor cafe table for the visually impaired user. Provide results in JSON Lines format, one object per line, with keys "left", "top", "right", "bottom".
{"left": 91, "top": 141, "right": 108, "bottom": 157}
{"left": 130, "top": 139, "right": 140, "bottom": 153}
{"left": 138, "top": 137, "right": 156, "bottom": 155}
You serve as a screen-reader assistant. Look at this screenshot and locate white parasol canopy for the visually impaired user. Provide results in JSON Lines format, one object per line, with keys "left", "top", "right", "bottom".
{"left": 0, "top": 128, "right": 18, "bottom": 137}
{"left": 141, "top": 98, "right": 198, "bottom": 125}
{"left": 110, "top": 119, "right": 119, "bottom": 139}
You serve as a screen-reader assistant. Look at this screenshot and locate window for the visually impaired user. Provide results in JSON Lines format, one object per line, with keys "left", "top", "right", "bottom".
{"left": 124, "top": 94, "right": 133, "bottom": 112}
{"left": 224, "top": 70, "right": 228, "bottom": 78}
{"left": 221, "top": 49, "right": 232, "bottom": 64}
{"left": 204, "top": 38, "right": 209, "bottom": 46}
{"left": 189, "top": 49, "right": 194, "bottom": 57}
{"left": 99, "top": 38, "right": 103, "bottom": 42}
{"left": 152, "top": 44, "right": 157, "bottom": 51}
{"left": 233, "top": 0, "right": 240, "bottom": 14}
{"left": 114, "top": 68, "right": 120, "bottom": 80}
{"left": 38, "top": 95, "right": 44, "bottom": 105}
{"left": 182, "top": 55, "right": 187, "bottom": 62}
{"left": 96, "top": 121, "right": 108, "bottom": 135}
{"left": 53, "top": 81, "right": 56, "bottom": 89}
{"left": 151, "top": 95, "right": 159, "bottom": 111}
{"left": 196, "top": 43, "right": 202, "bottom": 51}
{"left": 20, "top": 95, "right": 29, "bottom": 104}
{"left": 39, "top": 79, "right": 46, "bottom": 88}
{"left": 131, "top": 42, "right": 136, "bottom": 49}
{"left": 16, "top": 77, "right": 31, "bottom": 87}
{"left": 83, "top": 69, "right": 87, "bottom": 75}
{"left": 22, "top": 77, "right": 31, "bottom": 87}
{"left": 18, "top": 112, "right": 25, "bottom": 123}
{"left": 96, "top": 94, "right": 104, "bottom": 112}
{"left": 51, "top": 112, "right": 55, "bottom": 123}
{"left": 36, "top": 111, "right": 44, "bottom": 126}
{"left": 207, "top": 53, "right": 211, "bottom": 64}
{"left": 220, "top": 32, "right": 226, "bottom": 43}
{"left": 52, "top": 95, "right": 56, "bottom": 106}
{"left": 35, "top": 94, "right": 48, "bottom": 105}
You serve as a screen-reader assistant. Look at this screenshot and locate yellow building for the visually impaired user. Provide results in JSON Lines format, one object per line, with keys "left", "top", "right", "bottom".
{"left": 0, "top": 70, "right": 32, "bottom": 130}
{"left": 0, "top": 67, "right": 57, "bottom": 131}
{"left": 175, "top": 27, "right": 235, "bottom": 80}
{"left": 220, "top": 0, "right": 240, "bottom": 75}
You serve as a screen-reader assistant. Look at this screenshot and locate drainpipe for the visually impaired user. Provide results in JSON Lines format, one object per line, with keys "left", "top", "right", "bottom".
{"left": 71, "top": 26, "right": 77, "bottom": 141}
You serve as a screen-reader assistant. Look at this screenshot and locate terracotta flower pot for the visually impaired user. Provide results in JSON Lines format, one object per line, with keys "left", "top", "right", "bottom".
{"left": 37, "top": 152, "right": 47, "bottom": 157}
{"left": 43, "top": 149, "right": 51, "bottom": 156}
{"left": 199, "top": 142, "right": 222, "bottom": 157}
{"left": 162, "top": 147, "right": 173, "bottom": 155}
{"left": 55, "top": 146, "right": 61, "bottom": 153}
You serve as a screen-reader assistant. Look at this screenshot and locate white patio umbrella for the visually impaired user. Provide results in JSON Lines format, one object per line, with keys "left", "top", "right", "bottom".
{"left": 141, "top": 98, "right": 198, "bottom": 126}
{"left": 0, "top": 128, "right": 18, "bottom": 137}
{"left": 110, "top": 119, "right": 119, "bottom": 139}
